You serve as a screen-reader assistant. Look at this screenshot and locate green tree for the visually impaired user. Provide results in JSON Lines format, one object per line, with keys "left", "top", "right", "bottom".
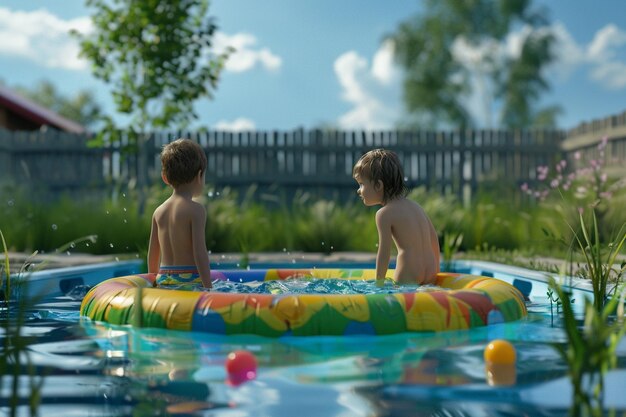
{"left": 12, "top": 80, "right": 102, "bottom": 128}
{"left": 72, "top": 0, "right": 231, "bottom": 198}
{"left": 391, "top": 0, "right": 560, "bottom": 129}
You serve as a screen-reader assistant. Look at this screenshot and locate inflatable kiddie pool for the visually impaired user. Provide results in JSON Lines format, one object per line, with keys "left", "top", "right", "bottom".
{"left": 80, "top": 269, "right": 527, "bottom": 337}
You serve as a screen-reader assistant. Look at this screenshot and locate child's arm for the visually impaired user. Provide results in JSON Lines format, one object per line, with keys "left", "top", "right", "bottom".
{"left": 147, "top": 213, "right": 160, "bottom": 274}
{"left": 375, "top": 209, "right": 392, "bottom": 282}
{"left": 191, "top": 204, "right": 212, "bottom": 288}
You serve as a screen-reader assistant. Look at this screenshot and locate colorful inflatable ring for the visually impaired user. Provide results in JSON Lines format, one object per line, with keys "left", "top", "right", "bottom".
{"left": 80, "top": 269, "right": 527, "bottom": 337}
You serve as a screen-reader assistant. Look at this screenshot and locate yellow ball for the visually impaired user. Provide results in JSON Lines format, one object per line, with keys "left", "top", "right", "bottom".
{"left": 484, "top": 340, "right": 516, "bottom": 365}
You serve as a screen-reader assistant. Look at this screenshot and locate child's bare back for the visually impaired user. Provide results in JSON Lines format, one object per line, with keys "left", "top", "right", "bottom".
{"left": 376, "top": 198, "right": 440, "bottom": 284}
{"left": 152, "top": 195, "right": 206, "bottom": 268}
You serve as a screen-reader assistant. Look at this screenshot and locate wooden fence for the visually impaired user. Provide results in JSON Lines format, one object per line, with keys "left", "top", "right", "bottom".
{"left": 1, "top": 128, "right": 569, "bottom": 203}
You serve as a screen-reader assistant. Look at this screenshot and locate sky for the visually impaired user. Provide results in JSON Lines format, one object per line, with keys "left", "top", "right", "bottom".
{"left": 0, "top": 0, "right": 625, "bottom": 131}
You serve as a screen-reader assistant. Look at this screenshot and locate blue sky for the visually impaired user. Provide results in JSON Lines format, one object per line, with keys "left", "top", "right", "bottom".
{"left": 1, "top": 0, "right": 625, "bottom": 131}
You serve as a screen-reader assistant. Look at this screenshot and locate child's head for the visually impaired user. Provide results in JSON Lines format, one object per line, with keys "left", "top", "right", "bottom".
{"left": 161, "top": 138, "right": 207, "bottom": 187}
{"left": 353, "top": 149, "right": 408, "bottom": 203}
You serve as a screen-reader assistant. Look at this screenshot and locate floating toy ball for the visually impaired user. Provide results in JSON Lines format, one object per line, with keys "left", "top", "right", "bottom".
{"left": 484, "top": 340, "right": 516, "bottom": 365}
{"left": 225, "top": 350, "right": 258, "bottom": 386}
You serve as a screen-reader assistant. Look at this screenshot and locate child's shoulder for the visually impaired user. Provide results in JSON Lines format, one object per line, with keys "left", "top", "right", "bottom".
{"left": 187, "top": 199, "right": 207, "bottom": 216}
{"left": 379, "top": 197, "right": 424, "bottom": 218}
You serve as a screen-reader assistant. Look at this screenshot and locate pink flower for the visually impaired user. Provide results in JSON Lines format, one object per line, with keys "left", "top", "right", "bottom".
{"left": 521, "top": 183, "right": 529, "bottom": 191}
{"left": 600, "top": 191, "right": 612, "bottom": 199}
{"left": 601, "top": 173, "right": 607, "bottom": 183}
{"left": 550, "top": 179, "right": 559, "bottom": 188}
{"left": 599, "top": 136, "right": 608, "bottom": 150}
{"left": 574, "top": 151, "right": 581, "bottom": 160}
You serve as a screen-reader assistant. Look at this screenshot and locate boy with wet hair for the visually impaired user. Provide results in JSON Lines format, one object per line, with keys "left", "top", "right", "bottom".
{"left": 353, "top": 149, "right": 440, "bottom": 285}
{"left": 148, "top": 138, "right": 212, "bottom": 288}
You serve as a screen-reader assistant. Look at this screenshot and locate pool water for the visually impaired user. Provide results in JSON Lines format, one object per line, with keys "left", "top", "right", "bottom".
{"left": 3, "top": 260, "right": 626, "bottom": 416}
{"left": 185, "top": 277, "right": 434, "bottom": 294}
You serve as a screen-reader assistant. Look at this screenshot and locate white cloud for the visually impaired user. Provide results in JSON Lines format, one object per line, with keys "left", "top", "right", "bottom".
{"left": 0, "top": 7, "right": 91, "bottom": 70}
{"left": 586, "top": 24, "right": 626, "bottom": 88}
{"left": 0, "top": 7, "right": 282, "bottom": 75}
{"left": 371, "top": 40, "right": 399, "bottom": 85}
{"left": 546, "top": 22, "right": 586, "bottom": 79}
{"left": 590, "top": 61, "right": 626, "bottom": 89}
{"left": 544, "top": 22, "right": 626, "bottom": 89}
{"left": 334, "top": 41, "right": 402, "bottom": 130}
{"left": 214, "top": 117, "right": 256, "bottom": 131}
{"left": 588, "top": 24, "right": 626, "bottom": 61}
{"left": 213, "top": 32, "right": 282, "bottom": 73}
{"left": 449, "top": 22, "right": 626, "bottom": 126}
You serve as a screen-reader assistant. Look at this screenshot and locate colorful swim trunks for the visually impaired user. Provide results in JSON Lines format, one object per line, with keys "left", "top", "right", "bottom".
{"left": 156, "top": 265, "right": 202, "bottom": 287}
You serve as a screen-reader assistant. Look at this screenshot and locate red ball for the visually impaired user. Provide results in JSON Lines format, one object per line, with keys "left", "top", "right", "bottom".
{"left": 225, "top": 350, "right": 257, "bottom": 385}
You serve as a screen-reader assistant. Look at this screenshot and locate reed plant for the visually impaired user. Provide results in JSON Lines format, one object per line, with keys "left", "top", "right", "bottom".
{"left": 549, "top": 211, "right": 626, "bottom": 416}
{"left": 549, "top": 277, "right": 626, "bottom": 417}
{"left": 0, "top": 230, "right": 44, "bottom": 417}
{"left": 568, "top": 211, "right": 626, "bottom": 311}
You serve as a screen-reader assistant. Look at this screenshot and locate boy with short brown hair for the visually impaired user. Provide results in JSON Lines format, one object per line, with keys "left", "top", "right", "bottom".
{"left": 353, "top": 149, "right": 440, "bottom": 285}
{"left": 148, "top": 138, "right": 212, "bottom": 288}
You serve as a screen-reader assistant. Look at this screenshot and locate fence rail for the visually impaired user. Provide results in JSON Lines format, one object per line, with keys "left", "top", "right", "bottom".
{"left": 2, "top": 126, "right": 622, "bottom": 202}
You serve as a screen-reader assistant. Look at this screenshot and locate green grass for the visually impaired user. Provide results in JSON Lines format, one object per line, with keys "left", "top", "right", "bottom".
{"left": 1, "top": 183, "right": 625, "bottom": 261}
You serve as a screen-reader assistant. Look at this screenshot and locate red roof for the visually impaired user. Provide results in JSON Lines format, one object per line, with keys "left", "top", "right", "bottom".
{"left": 0, "top": 84, "right": 86, "bottom": 134}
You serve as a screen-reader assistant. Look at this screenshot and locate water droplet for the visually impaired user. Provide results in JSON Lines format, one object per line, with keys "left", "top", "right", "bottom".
{"left": 292, "top": 259, "right": 296, "bottom": 264}
{"left": 66, "top": 251, "right": 71, "bottom": 256}
{"left": 123, "top": 219, "right": 127, "bottom": 223}
{"left": 236, "top": 263, "right": 240, "bottom": 267}
{"left": 122, "top": 193, "right": 126, "bottom": 198}
{"left": 282, "top": 248, "right": 287, "bottom": 252}
{"left": 7, "top": 200, "right": 14, "bottom": 206}
{"left": 115, "top": 257, "right": 119, "bottom": 261}
{"left": 321, "top": 241, "right": 325, "bottom": 246}
{"left": 404, "top": 176, "right": 408, "bottom": 182}
{"left": 208, "top": 191, "right": 214, "bottom": 198}
{"left": 106, "top": 210, "right": 110, "bottom": 215}
{"left": 51, "top": 224, "right": 58, "bottom": 230}
{"left": 216, "top": 192, "right": 220, "bottom": 196}
{"left": 208, "top": 250, "right": 212, "bottom": 254}
{"left": 123, "top": 208, "right": 127, "bottom": 212}
{"left": 85, "top": 243, "right": 90, "bottom": 247}
{"left": 109, "top": 243, "right": 114, "bottom": 248}
{"left": 330, "top": 246, "right": 334, "bottom": 250}
{"left": 70, "top": 243, "right": 76, "bottom": 248}
{"left": 221, "top": 255, "right": 225, "bottom": 259}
